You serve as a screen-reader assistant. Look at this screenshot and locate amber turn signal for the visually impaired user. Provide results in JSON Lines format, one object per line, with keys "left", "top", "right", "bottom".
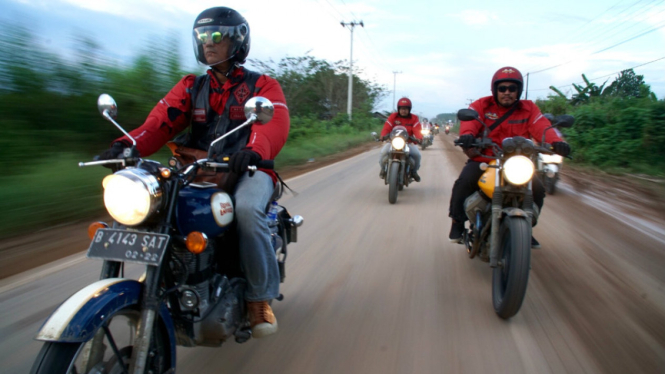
{"left": 186, "top": 232, "right": 208, "bottom": 254}
{"left": 88, "top": 221, "right": 109, "bottom": 239}
{"left": 160, "top": 168, "right": 172, "bottom": 178}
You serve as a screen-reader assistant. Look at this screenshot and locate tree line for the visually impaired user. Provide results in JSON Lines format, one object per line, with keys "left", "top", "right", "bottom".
{"left": 0, "top": 23, "right": 387, "bottom": 175}
{"left": 536, "top": 69, "right": 664, "bottom": 174}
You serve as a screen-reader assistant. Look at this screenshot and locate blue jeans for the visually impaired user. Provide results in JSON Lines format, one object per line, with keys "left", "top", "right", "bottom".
{"left": 379, "top": 143, "right": 421, "bottom": 171}
{"left": 233, "top": 171, "right": 279, "bottom": 302}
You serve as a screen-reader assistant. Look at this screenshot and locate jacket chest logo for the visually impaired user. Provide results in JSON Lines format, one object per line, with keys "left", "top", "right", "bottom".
{"left": 230, "top": 106, "right": 245, "bottom": 120}
{"left": 233, "top": 83, "right": 251, "bottom": 104}
{"left": 486, "top": 112, "right": 498, "bottom": 120}
{"left": 395, "top": 120, "right": 401, "bottom": 125}
{"left": 193, "top": 108, "right": 206, "bottom": 123}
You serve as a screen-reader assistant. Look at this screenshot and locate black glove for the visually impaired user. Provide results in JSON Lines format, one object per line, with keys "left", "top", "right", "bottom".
{"left": 228, "top": 149, "right": 261, "bottom": 174}
{"left": 552, "top": 141, "right": 571, "bottom": 157}
{"left": 98, "top": 142, "right": 127, "bottom": 160}
{"left": 458, "top": 134, "right": 475, "bottom": 148}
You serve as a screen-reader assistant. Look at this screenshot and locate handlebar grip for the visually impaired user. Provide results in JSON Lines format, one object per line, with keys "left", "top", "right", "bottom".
{"left": 256, "top": 160, "right": 274, "bottom": 169}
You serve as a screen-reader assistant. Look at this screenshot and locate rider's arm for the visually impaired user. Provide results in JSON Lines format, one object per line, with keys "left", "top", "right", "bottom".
{"left": 380, "top": 113, "right": 398, "bottom": 138}
{"left": 115, "top": 75, "right": 196, "bottom": 157}
{"left": 526, "top": 102, "right": 563, "bottom": 144}
{"left": 459, "top": 100, "right": 484, "bottom": 137}
{"left": 244, "top": 76, "right": 290, "bottom": 160}
{"left": 412, "top": 117, "right": 423, "bottom": 141}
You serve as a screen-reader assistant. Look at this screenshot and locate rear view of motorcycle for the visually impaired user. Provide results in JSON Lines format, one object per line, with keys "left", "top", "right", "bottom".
{"left": 30, "top": 95, "right": 304, "bottom": 374}
{"left": 372, "top": 126, "right": 418, "bottom": 204}
{"left": 454, "top": 109, "right": 573, "bottom": 319}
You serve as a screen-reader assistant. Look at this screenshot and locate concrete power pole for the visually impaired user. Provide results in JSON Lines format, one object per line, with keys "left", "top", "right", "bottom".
{"left": 392, "top": 71, "right": 402, "bottom": 110}
{"left": 341, "top": 21, "right": 363, "bottom": 120}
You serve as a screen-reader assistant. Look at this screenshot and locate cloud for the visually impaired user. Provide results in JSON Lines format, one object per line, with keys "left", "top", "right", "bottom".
{"left": 458, "top": 9, "right": 497, "bottom": 26}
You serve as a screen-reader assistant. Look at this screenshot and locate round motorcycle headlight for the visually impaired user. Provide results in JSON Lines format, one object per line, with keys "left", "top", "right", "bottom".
{"left": 391, "top": 137, "right": 406, "bottom": 150}
{"left": 421, "top": 129, "right": 430, "bottom": 135}
{"left": 102, "top": 168, "right": 163, "bottom": 226}
{"left": 503, "top": 155, "right": 534, "bottom": 185}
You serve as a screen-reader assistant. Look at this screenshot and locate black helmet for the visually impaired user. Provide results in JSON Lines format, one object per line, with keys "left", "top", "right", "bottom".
{"left": 192, "top": 7, "right": 250, "bottom": 66}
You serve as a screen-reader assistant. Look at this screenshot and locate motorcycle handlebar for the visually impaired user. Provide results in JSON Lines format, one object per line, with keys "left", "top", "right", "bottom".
{"left": 204, "top": 160, "right": 274, "bottom": 171}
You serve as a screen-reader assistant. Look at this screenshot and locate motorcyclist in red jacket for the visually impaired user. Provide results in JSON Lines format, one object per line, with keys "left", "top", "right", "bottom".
{"left": 448, "top": 67, "right": 571, "bottom": 248}
{"left": 99, "top": 6, "right": 288, "bottom": 338}
{"left": 379, "top": 97, "right": 423, "bottom": 181}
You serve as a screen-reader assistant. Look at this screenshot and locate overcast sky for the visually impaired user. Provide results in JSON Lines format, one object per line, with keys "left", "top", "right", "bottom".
{"left": 3, "top": 0, "right": 664, "bottom": 119}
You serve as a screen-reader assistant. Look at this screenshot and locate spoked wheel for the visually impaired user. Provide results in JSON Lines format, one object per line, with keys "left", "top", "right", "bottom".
{"left": 30, "top": 308, "right": 170, "bottom": 374}
{"left": 492, "top": 217, "right": 531, "bottom": 319}
{"left": 388, "top": 162, "right": 400, "bottom": 204}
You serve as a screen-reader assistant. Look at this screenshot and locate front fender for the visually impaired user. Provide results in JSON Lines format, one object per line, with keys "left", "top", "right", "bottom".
{"left": 502, "top": 207, "right": 529, "bottom": 218}
{"left": 35, "top": 278, "right": 175, "bottom": 357}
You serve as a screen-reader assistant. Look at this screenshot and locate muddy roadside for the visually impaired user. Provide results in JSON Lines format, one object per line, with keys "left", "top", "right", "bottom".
{"left": 1, "top": 138, "right": 663, "bottom": 280}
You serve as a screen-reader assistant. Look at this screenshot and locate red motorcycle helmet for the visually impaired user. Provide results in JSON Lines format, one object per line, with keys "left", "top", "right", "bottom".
{"left": 396, "top": 97, "right": 412, "bottom": 116}
{"left": 397, "top": 97, "right": 412, "bottom": 110}
{"left": 491, "top": 66, "right": 523, "bottom": 102}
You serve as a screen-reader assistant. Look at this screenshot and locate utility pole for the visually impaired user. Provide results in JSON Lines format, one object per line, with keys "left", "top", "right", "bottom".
{"left": 525, "top": 72, "right": 530, "bottom": 99}
{"left": 392, "top": 70, "right": 402, "bottom": 110}
{"left": 340, "top": 20, "right": 363, "bottom": 120}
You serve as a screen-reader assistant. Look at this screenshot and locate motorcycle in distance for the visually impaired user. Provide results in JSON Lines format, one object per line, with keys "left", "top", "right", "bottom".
{"left": 433, "top": 123, "right": 440, "bottom": 135}
{"left": 420, "top": 123, "right": 434, "bottom": 150}
{"left": 453, "top": 109, "right": 573, "bottom": 319}
{"left": 30, "top": 94, "right": 304, "bottom": 374}
{"left": 444, "top": 124, "right": 451, "bottom": 135}
{"left": 372, "top": 126, "right": 420, "bottom": 204}
{"left": 536, "top": 113, "right": 571, "bottom": 195}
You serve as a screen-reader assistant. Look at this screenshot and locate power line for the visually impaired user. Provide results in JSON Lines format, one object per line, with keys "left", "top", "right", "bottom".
{"left": 529, "top": 19, "right": 665, "bottom": 75}
{"left": 337, "top": 0, "right": 359, "bottom": 20}
{"left": 580, "top": 0, "right": 662, "bottom": 48}
{"left": 525, "top": 0, "right": 664, "bottom": 74}
{"left": 529, "top": 55, "right": 665, "bottom": 92}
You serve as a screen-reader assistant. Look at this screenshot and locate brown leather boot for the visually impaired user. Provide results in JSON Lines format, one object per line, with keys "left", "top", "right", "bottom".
{"left": 248, "top": 301, "right": 278, "bottom": 338}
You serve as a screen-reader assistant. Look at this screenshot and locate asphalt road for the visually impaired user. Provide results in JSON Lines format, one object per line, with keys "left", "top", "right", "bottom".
{"left": 1, "top": 134, "right": 664, "bottom": 373}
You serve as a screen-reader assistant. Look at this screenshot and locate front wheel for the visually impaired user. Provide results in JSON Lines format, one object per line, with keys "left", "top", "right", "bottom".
{"left": 544, "top": 175, "right": 557, "bottom": 195}
{"left": 492, "top": 217, "right": 531, "bottom": 319}
{"left": 30, "top": 308, "right": 171, "bottom": 374}
{"left": 388, "top": 162, "right": 400, "bottom": 204}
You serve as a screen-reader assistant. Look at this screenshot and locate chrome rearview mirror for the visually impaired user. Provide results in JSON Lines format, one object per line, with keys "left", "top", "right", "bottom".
{"left": 244, "top": 96, "right": 274, "bottom": 124}
{"left": 208, "top": 97, "right": 275, "bottom": 156}
{"left": 97, "top": 93, "right": 118, "bottom": 119}
{"left": 96, "top": 93, "right": 136, "bottom": 147}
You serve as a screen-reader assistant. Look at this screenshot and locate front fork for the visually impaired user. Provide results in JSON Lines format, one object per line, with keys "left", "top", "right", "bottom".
{"left": 129, "top": 266, "right": 160, "bottom": 374}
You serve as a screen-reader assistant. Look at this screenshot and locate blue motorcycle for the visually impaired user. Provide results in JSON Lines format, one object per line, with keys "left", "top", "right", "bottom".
{"left": 30, "top": 95, "right": 303, "bottom": 373}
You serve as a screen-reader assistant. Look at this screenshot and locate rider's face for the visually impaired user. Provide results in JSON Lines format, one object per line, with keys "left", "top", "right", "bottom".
{"left": 203, "top": 35, "right": 232, "bottom": 67}
{"left": 496, "top": 83, "right": 518, "bottom": 107}
{"left": 398, "top": 107, "right": 410, "bottom": 116}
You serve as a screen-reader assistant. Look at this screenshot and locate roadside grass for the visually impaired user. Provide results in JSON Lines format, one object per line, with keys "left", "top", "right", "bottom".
{"left": 0, "top": 134, "right": 374, "bottom": 240}
{"left": 0, "top": 153, "right": 109, "bottom": 239}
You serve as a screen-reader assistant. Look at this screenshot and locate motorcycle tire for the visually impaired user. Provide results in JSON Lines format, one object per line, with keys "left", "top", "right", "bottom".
{"left": 388, "top": 162, "right": 400, "bottom": 204}
{"left": 491, "top": 217, "right": 531, "bottom": 319}
{"left": 545, "top": 176, "right": 556, "bottom": 195}
{"left": 30, "top": 308, "right": 171, "bottom": 374}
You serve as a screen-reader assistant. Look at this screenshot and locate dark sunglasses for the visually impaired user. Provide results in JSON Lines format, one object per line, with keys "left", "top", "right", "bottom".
{"left": 197, "top": 31, "right": 223, "bottom": 44}
{"left": 497, "top": 85, "right": 518, "bottom": 93}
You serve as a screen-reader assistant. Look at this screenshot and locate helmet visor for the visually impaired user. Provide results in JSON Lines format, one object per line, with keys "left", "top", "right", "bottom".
{"left": 192, "top": 25, "right": 248, "bottom": 66}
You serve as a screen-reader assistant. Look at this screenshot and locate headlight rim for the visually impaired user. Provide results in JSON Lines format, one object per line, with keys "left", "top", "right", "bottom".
{"left": 103, "top": 168, "right": 163, "bottom": 226}
{"left": 502, "top": 155, "right": 534, "bottom": 186}
{"left": 391, "top": 137, "right": 407, "bottom": 150}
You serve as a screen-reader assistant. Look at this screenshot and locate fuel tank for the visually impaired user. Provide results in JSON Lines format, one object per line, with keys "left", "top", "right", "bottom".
{"left": 176, "top": 183, "right": 234, "bottom": 237}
